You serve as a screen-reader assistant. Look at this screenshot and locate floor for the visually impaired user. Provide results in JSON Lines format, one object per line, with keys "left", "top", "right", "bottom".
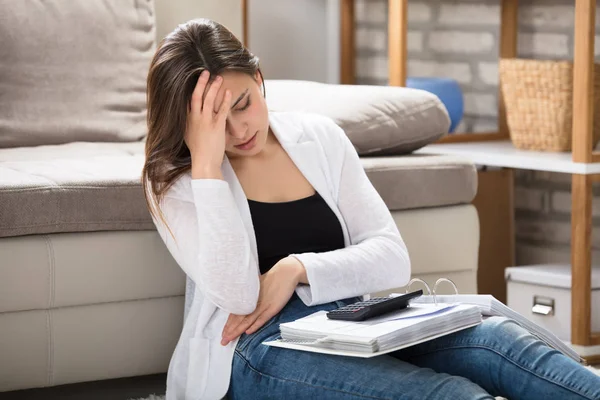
{"left": 1, "top": 366, "right": 598, "bottom": 400}
{"left": 0, "top": 374, "right": 166, "bottom": 400}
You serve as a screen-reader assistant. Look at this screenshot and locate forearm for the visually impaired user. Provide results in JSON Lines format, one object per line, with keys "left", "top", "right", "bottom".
{"left": 290, "top": 235, "right": 410, "bottom": 305}
{"left": 295, "top": 258, "right": 309, "bottom": 284}
{"left": 188, "top": 180, "right": 260, "bottom": 314}
{"left": 277, "top": 256, "right": 308, "bottom": 285}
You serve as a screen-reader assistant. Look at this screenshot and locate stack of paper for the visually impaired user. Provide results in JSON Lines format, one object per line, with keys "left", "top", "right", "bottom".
{"left": 410, "top": 295, "right": 582, "bottom": 363}
{"left": 263, "top": 303, "right": 482, "bottom": 358}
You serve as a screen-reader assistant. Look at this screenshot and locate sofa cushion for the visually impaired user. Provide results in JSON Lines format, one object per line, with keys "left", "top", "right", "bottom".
{"left": 361, "top": 155, "right": 477, "bottom": 211}
{"left": 264, "top": 80, "right": 450, "bottom": 156}
{"left": 0, "top": 142, "right": 476, "bottom": 238}
{"left": 0, "top": 0, "right": 155, "bottom": 148}
{"left": 0, "top": 142, "right": 154, "bottom": 238}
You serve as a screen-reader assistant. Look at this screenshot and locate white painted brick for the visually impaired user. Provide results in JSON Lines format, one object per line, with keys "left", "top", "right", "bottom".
{"left": 515, "top": 219, "right": 571, "bottom": 245}
{"left": 516, "top": 243, "right": 571, "bottom": 266}
{"left": 408, "top": 2, "right": 432, "bottom": 23}
{"left": 355, "top": 0, "right": 386, "bottom": 24}
{"left": 429, "top": 31, "right": 495, "bottom": 54}
{"left": 551, "top": 191, "right": 572, "bottom": 214}
{"left": 408, "top": 31, "right": 423, "bottom": 52}
{"left": 478, "top": 62, "right": 498, "bottom": 86}
{"left": 518, "top": 5, "right": 573, "bottom": 29}
{"left": 518, "top": 218, "right": 600, "bottom": 249}
{"left": 463, "top": 92, "right": 497, "bottom": 117}
{"left": 437, "top": 4, "right": 500, "bottom": 26}
{"left": 517, "top": 242, "right": 600, "bottom": 266}
{"left": 454, "top": 120, "right": 468, "bottom": 134}
{"left": 514, "top": 170, "right": 533, "bottom": 182}
{"left": 357, "top": 56, "right": 387, "bottom": 80}
{"left": 471, "top": 119, "right": 498, "bottom": 133}
{"left": 356, "top": 28, "right": 386, "bottom": 51}
{"left": 551, "top": 191, "right": 600, "bottom": 217}
{"left": 407, "top": 60, "right": 472, "bottom": 84}
{"left": 532, "top": 171, "right": 572, "bottom": 184}
{"left": 517, "top": 32, "right": 569, "bottom": 57}
{"left": 515, "top": 187, "right": 548, "bottom": 212}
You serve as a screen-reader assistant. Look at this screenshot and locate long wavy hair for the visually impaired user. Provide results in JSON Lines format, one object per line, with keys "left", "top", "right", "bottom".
{"left": 141, "top": 19, "right": 265, "bottom": 241}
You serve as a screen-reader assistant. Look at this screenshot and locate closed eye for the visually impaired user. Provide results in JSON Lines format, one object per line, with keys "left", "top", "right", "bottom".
{"left": 236, "top": 96, "right": 251, "bottom": 112}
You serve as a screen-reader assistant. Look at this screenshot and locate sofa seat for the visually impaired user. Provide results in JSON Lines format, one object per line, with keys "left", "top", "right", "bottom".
{"left": 0, "top": 141, "right": 475, "bottom": 238}
{"left": 0, "top": 141, "right": 479, "bottom": 392}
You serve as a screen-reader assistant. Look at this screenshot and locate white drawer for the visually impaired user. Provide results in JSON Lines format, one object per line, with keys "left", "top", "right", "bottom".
{"left": 505, "top": 264, "right": 600, "bottom": 342}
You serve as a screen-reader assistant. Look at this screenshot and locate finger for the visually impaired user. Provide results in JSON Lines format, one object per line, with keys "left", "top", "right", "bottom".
{"left": 222, "top": 314, "right": 245, "bottom": 337}
{"left": 202, "top": 75, "right": 223, "bottom": 116}
{"left": 190, "top": 70, "right": 210, "bottom": 117}
{"left": 222, "top": 318, "right": 249, "bottom": 345}
{"left": 222, "top": 314, "right": 259, "bottom": 344}
{"left": 217, "top": 89, "right": 232, "bottom": 121}
{"left": 228, "top": 314, "right": 255, "bottom": 338}
{"left": 245, "top": 309, "right": 272, "bottom": 335}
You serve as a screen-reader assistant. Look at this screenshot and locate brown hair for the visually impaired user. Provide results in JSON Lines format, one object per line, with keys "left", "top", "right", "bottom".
{"left": 141, "top": 18, "right": 265, "bottom": 241}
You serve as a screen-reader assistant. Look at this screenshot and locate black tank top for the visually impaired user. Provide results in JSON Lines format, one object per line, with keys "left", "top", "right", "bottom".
{"left": 247, "top": 191, "right": 345, "bottom": 275}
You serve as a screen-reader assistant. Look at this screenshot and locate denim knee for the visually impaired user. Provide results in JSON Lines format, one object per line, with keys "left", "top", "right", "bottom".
{"left": 479, "top": 316, "right": 514, "bottom": 334}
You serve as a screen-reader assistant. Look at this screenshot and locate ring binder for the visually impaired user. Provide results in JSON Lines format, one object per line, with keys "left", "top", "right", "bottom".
{"left": 405, "top": 278, "right": 459, "bottom": 306}
{"left": 267, "top": 279, "right": 584, "bottom": 364}
{"left": 404, "top": 278, "right": 432, "bottom": 296}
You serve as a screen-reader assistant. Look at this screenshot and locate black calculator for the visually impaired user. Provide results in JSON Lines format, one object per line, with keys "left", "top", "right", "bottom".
{"left": 326, "top": 290, "right": 423, "bottom": 321}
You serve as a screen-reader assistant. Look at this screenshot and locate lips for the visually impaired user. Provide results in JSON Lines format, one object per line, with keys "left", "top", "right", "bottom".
{"left": 236, "top": 134, "right": 255, "bottom": 146}
{"left": 234, "top": 132, "right": 257, "bottom": 149}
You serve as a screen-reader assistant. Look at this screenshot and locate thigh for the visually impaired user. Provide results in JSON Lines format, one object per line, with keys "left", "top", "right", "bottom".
{"left": 391, "top": 316, "right": 600, "bottom": 400}
{"left": 229, "top": 343, "right": 493, "bottom": 400}
{"left": 228, "top": 295, "right": 493, "bottom": 400}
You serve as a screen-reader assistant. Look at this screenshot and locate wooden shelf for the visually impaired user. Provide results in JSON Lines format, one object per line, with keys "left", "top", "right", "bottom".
{"left": 337, "top": 0, "right": 600, "bottom": 358}
{"left": 416, "top": 140, "right": 600, "bottom": 174}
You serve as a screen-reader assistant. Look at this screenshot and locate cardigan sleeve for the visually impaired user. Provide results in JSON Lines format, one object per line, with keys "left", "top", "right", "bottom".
{"left": 153, "top": 178, "right": 260, "bottom": 315}
{"left": 290, "top": 120, "right": 411, "bottom": 306}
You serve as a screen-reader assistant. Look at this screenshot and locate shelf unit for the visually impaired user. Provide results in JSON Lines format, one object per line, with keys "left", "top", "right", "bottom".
{"left": 340, "top": 0, "right": 599, "bottom": 362}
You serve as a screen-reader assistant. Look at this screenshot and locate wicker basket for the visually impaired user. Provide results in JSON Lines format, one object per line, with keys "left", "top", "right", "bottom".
{"left": 499, "top": 58, "right": 600, "bottom": 151}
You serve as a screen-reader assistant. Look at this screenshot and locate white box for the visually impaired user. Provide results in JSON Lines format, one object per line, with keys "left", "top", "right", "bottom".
{"left": 505, "top": 264, "right": 600, "bottom": 342}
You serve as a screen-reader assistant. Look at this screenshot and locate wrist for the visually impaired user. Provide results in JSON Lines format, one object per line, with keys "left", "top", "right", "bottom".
{"left": 191, "top": 163, "right": 223, "bottom": 180}
{"left": 286, "top": 256, "right": 308, "bottom": 285}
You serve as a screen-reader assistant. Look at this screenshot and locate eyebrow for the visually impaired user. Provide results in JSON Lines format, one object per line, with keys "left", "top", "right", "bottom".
{"left": 231, "top": 89, "right": 249, "bottom": 109}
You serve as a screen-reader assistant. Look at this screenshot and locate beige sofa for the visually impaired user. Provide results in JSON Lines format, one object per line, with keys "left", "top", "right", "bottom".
{"left": 0, "top": 0, "right": 479, "bottom": 396}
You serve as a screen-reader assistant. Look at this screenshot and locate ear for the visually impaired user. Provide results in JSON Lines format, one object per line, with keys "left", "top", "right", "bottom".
{"left": 254, "top": 70, "right": 263, "bottom": 86}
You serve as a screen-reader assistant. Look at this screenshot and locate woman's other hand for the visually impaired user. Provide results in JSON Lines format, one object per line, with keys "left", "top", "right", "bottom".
{"left": 221, "top": 256, "right": 306, "bottom": 346}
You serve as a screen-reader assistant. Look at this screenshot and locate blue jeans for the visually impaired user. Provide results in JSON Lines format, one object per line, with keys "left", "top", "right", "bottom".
{"left": 228, "top": 293, "right": 600, "bottom": 399}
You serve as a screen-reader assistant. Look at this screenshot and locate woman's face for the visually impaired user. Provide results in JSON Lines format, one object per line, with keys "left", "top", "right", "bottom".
{"left": 208, "top": 70, "right": 270, "bottom": 160}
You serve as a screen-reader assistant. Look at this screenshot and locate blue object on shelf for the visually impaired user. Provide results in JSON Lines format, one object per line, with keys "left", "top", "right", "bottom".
{"left": 406, "top": 77, "right": 464, "bottom": 133}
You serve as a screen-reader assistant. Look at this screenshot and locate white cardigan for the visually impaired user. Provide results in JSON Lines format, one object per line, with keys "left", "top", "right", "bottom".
{"left": 152, "top": 111, "right": 411, "bottom": 400}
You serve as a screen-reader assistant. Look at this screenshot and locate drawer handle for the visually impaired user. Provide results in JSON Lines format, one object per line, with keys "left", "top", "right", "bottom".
{"left": 532, "top": 295, "right": 555, "bottom": 316}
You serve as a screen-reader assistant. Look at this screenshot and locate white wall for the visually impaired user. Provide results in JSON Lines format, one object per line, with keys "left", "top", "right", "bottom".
{"left": 154, "top": 0, "right": 243, "bottom": 44}
{"left": 248, "top": 0, "right": 339, "bottom": 83}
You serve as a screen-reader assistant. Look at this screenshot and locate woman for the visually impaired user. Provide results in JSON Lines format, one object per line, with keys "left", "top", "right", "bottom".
{"left": 142, "top": 19, "right": 600, "bottom": 400}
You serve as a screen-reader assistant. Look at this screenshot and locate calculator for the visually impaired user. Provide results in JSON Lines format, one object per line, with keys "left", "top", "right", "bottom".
{"left": 326, "top": 290, "right": 424, "bottom": 321}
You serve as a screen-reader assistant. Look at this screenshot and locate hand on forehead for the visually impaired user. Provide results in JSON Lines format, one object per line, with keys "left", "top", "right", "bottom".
{"left": 202, "top": 72, "right": 250, "bottom": 114}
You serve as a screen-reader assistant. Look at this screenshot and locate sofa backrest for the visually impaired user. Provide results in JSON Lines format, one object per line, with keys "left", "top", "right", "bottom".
{"left": 0, "top": 0, "right": 156, "bottom": 148}
{"left": 0, "top": 0, "right": 244, "bottom": 149}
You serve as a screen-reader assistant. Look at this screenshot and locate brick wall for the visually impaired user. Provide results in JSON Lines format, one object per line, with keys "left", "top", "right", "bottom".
{"left": 355, "top": 0, "right": 600, "bottom": 265}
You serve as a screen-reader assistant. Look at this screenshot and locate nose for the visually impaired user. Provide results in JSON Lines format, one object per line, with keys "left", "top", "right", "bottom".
{"left": 226, "top": 117, "right": 247, "bottom": 139}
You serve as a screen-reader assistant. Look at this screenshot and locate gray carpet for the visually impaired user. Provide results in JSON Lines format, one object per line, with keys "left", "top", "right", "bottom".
{"left": 1, "top": 367, "right": 596, "bottom": 400}
{"left": 130, "top": 367, "right": 600, "bottom": 400}
{"left": 0, "top": 374, "right": 166, "bottom": 400}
